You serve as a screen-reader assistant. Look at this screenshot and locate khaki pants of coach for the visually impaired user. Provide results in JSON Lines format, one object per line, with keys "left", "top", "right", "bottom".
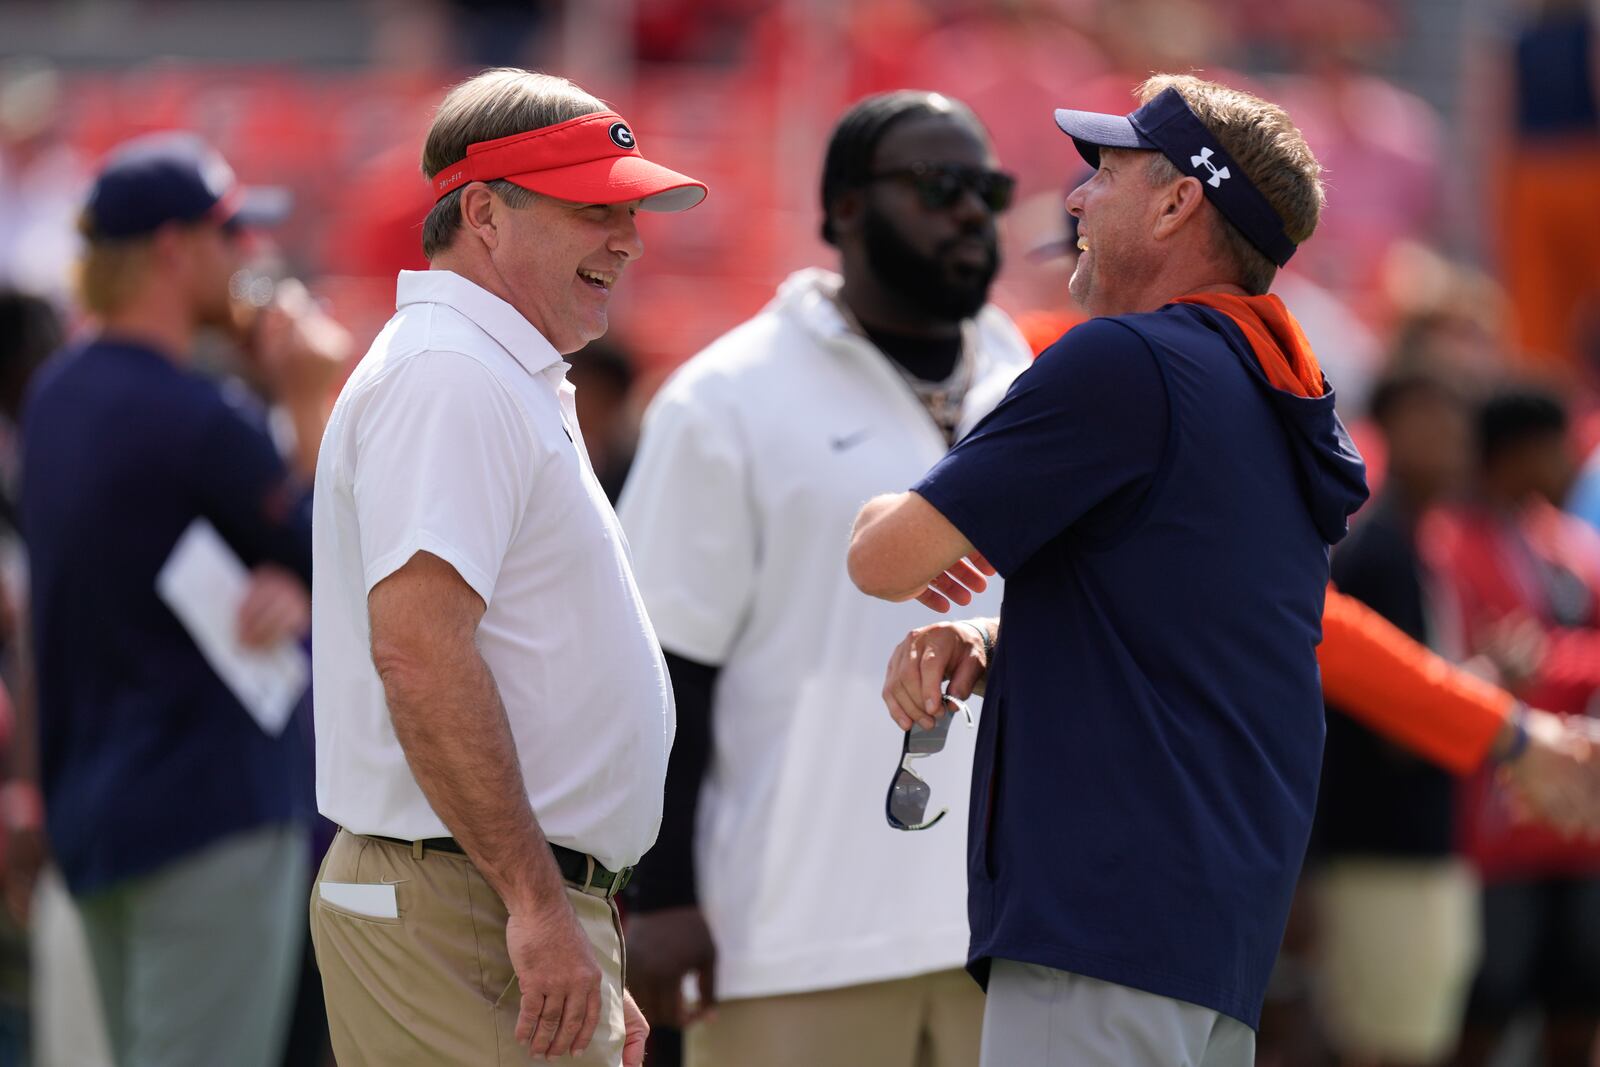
{"left": 310, "top": 830, "right": 627, "bottom": 1066}
{"left": 686, "top": 968, "right": 983, "bottom": 1067}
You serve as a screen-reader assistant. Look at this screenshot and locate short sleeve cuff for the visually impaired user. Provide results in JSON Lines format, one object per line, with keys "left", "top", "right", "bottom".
{"left": 362, "top": 530, "right": 499, "bottom": 606}
{"left": 911, "top": 476, "right": 1026, "bottom": 580}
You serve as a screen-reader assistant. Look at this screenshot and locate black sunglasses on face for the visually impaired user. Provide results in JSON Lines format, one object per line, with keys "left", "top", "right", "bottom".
{"left": 868, "top": 163, "right": 1017, "bottom": 214}
{"left": 886, "top": 694, "right": 975, "bottom": 832}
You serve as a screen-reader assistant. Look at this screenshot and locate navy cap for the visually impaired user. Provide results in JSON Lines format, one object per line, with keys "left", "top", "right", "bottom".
{"left": 83, "top": 131, "right": 291, "bottom": 240}
{"left": 1053, "top": 87, "right": 1297, "bottom": 267}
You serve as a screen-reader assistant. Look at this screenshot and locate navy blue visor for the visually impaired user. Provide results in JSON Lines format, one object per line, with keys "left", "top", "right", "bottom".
{"left": 1053, "top": 87, "right": 1297, "bottom": 267}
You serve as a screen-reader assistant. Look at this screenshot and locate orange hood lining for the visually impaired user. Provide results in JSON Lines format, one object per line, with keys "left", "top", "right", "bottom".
{"left": 1174, "top": 292, "right": 1326, "bottom": 400}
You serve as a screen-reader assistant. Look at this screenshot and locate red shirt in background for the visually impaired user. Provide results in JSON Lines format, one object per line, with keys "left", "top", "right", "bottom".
{"left": 1424, "top": 498, "right": 1600, "bottom": 878}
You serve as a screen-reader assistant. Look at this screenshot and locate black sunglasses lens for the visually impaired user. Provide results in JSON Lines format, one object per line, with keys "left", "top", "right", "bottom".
{"left": 913, "top": 172, "right": 963, "bottom": 210}
{"left": 907, "top": 715, "right": 955, "bottom": 756}
{"left": 980, "top": 173, "right": 1016, "bottom": 212}
{"left": 888, "top": 768, "right": 943, "bottom": 830}
{"left": 914, "top": 168, "right": 1015, "bottom": 213}
{"left": 887, "top": 701, "right": 967, "bottom": 831}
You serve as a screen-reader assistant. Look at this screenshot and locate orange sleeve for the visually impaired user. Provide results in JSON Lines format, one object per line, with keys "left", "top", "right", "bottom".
{"left": 1318, "top": 585, "right": 1512, "bottom": 774}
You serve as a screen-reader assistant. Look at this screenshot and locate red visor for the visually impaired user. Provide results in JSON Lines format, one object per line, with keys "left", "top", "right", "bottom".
{"left": 431, "top": 110, "right": 707, "bottom": 213}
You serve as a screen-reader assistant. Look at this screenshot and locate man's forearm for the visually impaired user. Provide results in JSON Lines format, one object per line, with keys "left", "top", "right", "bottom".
{"left": 379, "top": 643, "right": 567, "bottom": 914}
{"left": 849, "top": 495, "right": 929, "bottom": 601}
{"left": 1319, "top": 587, "right": 1509, "bottom": 773}
{"left": 850, "top": 491, "right": 979, "bottom": 602}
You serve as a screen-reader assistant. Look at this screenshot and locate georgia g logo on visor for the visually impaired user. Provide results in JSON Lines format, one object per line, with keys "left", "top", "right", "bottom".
{"left": 609, "top": 123, "right": 636, "bottom": 150}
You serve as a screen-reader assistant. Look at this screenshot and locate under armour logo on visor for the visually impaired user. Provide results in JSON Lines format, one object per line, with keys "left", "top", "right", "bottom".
{"left": 1190, "top": 146, "right": 1230, "bottom": 188}
{"left": 609, "top": 123, "right": 635, "bottom": 149}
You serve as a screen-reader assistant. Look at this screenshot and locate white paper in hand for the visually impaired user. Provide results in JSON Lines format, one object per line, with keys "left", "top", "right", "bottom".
{"left": 155, "top": 519, "right": 309, "bottom": 737}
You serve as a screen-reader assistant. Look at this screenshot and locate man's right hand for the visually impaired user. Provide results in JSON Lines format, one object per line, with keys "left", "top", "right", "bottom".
{"left": 508, "top": 898, "right": 604, "bottom": 1059}
{"left": 244, "top": 278, "right": 352, "bottom": 406}
{"left": 625, "top": 905, "right": 717, "bottom": 1029}
{"left": 1501, "top": 709, "right": 1600, "bottom": 837}
{"left": 237, "top": 564, "right": 311, "bottom": 649}
{"left": 882, "top": 621, "right": 990, "bottom": 731}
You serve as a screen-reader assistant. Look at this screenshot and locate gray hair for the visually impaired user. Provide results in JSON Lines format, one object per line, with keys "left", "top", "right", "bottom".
{"left": 420, "top": 68, "right": 607, "bottom": 259}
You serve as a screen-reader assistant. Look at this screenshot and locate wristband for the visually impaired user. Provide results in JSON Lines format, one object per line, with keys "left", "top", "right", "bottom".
{"left": 960, "top": 620, "right": 995, "bottom": 664}
{"left": 1492, "top": 702, "right": 1530, "bottom": 765}
{"left": 0, "top": 781, "right": 42, "bottom": 832}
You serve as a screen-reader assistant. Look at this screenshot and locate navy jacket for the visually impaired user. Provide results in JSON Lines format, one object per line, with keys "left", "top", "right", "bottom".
{"left": 915, "top": 301, "right": 1368, "bottom": 1026}
{"left": 20, "top": 339, "right": 314, "bottom": 894}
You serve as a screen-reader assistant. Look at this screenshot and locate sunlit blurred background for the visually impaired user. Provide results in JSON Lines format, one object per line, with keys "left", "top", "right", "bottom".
{"left": 7, "top": 0, "right": 1594, "bottom": 394}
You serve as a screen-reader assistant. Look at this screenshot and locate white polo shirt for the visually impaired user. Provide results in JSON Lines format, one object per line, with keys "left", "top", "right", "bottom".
{"left": 312, "top": 270, "right": 674, "bottom": 872}
{"left": 617, "top": 268, "right": 1029, "bottom": 999}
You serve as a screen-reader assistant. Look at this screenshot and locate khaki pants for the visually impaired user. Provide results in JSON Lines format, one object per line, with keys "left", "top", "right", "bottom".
{"left": 686, "top": 968, "right": 982, "bottom": 1067}
{"left": 310, "top": 830, "right": 626, "bottom": 1066}
{"left": 1313, "top": 859, "right": 1480, "bottom": 1064}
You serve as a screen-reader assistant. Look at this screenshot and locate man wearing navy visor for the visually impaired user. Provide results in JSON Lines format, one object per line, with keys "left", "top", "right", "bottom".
{"left": 849, "top": 75, "right": 1368, "bottom": 1065}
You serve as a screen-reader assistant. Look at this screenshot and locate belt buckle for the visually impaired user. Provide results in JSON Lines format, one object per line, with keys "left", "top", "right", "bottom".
{"left": 565, "top": 849, "right": 626, "bottom": 900}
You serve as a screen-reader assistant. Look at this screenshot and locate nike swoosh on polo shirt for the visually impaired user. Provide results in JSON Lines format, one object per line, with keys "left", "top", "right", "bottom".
{"left": 831, "top": 430, "right": 872, "bottom": 452}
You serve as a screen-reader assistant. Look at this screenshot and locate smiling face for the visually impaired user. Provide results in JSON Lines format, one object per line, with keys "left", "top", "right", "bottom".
{"left": 1064, "top": 147, "right": 1171, "bottom": 317}
{"left": 488, "top": 190, "right": 644, "bottom": 355}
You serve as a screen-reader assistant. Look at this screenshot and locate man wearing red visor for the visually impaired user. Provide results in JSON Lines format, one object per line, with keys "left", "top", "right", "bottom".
{"left": 309, "top": 69, "right": 705, "bottom": 1066}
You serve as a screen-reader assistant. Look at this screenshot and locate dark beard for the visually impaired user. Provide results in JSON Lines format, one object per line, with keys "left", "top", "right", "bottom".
{"left": 862, "top": 205, "right": 999, "bottom": 322}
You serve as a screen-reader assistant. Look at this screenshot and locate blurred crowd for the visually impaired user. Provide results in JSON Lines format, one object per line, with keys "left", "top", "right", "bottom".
{"left": 1, "top": 0, "right": 1599, "bottom": 1065}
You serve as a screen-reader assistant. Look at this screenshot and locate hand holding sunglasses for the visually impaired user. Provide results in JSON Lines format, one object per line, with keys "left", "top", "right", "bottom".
{"left": 881, "top": 615, "right": 994, "bottom": 732}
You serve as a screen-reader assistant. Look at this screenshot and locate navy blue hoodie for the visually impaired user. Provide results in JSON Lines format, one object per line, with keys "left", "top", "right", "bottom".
{"left": 914, "top": 297, "right": 1368, "bottom": 1028}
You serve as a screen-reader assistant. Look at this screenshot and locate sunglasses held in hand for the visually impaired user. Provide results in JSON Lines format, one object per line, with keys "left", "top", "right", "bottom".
{"left": 886, "top": 694, "right": 975, "bottom": 831}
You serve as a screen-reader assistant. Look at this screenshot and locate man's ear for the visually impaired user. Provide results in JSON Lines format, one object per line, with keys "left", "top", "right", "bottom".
{"left": 148, "top": 222, "right": 187, "bottom": 269}
{"left": 457, "top": 182, "right": 501, "bottom": 250}
{"left": 829, "top": 187, "right": 866, "bottom": 242}
{"left": 1152, "top": 173, "right": 1207, "bottom": 243}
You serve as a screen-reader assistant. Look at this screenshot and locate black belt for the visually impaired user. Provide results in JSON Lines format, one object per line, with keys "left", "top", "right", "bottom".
{"left": 367, "top": 835, "right": 632, "bottom": 899}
